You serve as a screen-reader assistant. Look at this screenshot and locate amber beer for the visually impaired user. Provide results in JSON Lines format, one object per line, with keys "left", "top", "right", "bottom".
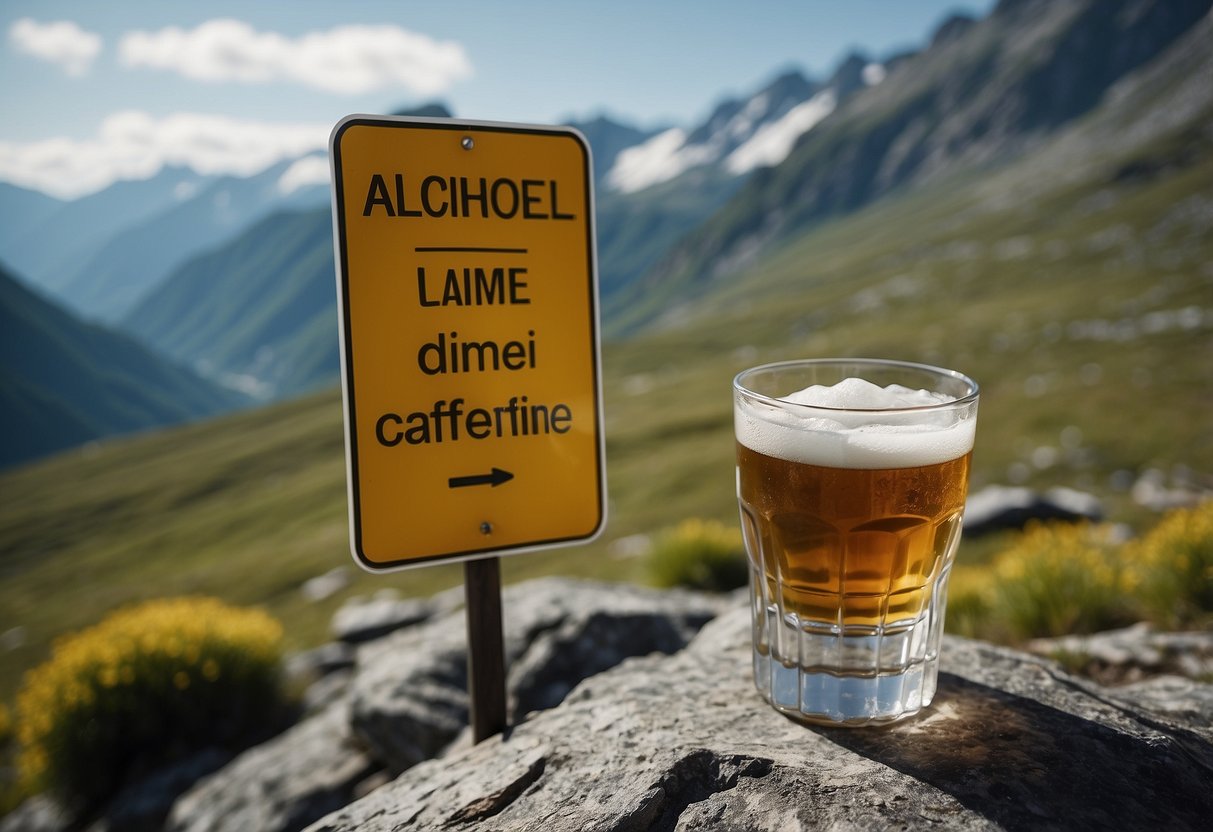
{"left": 733, "top": 359, "right": 978, "bottom": 726}
{"left": 737, "top": 446, "right": 971, "bottom": 628}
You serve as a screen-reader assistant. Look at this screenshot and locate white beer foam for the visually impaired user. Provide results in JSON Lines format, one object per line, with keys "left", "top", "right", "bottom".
{"left": 736, "top": 378, "right": 975, "bottom": 469}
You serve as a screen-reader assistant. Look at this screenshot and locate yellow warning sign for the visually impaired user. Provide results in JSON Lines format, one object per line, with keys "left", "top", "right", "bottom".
{"left": 330, "top": 116, "right": 605, "bottom": 571}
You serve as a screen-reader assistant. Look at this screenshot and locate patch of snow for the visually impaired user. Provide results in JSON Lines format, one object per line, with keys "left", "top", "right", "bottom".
{"left": 605, "top": 127, "right": 716, "bottom": 193}
{"left": 173, "top": 180, "right": 199, "bottom": 200}
{"left": 724, "top": 89, "right": 836, "bottom": 175}
{"left": 862, "top": 62, "right": 887, "bottom": 85}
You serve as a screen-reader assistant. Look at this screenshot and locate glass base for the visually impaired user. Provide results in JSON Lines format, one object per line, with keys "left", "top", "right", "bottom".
{"left": 753, "top": 640, "right": 938, "bottom": 726}
{"left": 749, "top": 566, "right": 951, "bottom": 726}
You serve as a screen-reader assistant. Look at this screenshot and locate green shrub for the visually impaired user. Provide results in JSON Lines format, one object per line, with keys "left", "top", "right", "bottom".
{"left": 943, "top": 566, "right": 997, "bottom": 640}
{"left": 648, "top": 518, "right": 749, "bottom": 592}
{"left": 1131, "top": 500, "right": 1213, "bottom": 626}
{"left": 15, "top": 597, "right": 288, "bottom": 814}
{"left": 990, "top": 522, "right": 1136, "bottom": 640}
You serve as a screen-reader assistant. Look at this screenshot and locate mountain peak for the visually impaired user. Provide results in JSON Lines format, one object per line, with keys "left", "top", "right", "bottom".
{"left": 616, "top": 0, "right": 1213, "bottom": 329}
{"left": 389, "top": 101, "right": 453, "bottom": 119}
{"left": 605, "top": 65, "right": 841, "bottom": 193}
{"left": 827, "top": 51, "right": 876, "bottom": 96}
{"left": 931, "top": 13, "right": 978, "bottom": 47}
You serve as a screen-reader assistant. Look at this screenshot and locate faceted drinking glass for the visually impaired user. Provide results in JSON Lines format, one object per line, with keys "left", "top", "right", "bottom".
{"left": 734, "top": 359, "right": 979, "bottom": 725}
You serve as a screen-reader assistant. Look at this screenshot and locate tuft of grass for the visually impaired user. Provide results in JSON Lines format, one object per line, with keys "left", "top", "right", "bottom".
{"left": 987, "top": 521, "right": 1137, "bottom": 640}
{"left": 942, "top": 565, "right": 997, "bottom": 641}
{"left": 1129, "top": 500, "right": 1213, "bottom": 627}
{"left": 945, "top": 503, "right": 1213, "bottom": 643}
{"left": 648, "top": 518, "right": 749, "bottom": 592}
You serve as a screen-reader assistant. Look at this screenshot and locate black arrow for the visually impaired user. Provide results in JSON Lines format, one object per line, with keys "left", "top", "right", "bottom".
{"left": 448, "top": 467, "right": 515, "bottom": 489}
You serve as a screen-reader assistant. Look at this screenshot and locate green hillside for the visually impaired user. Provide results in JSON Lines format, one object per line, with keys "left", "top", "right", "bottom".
{"left": 0, "top": 268, "right": 248, "bottom": 469}
{"left": 122, "top": 207, "right": 338, "bottom": 399}
{"left": 597, "top": 168, "right": 742, "bottom": 314}
{"left": 2, "top": 76, "right": 1210, "bottom": 699}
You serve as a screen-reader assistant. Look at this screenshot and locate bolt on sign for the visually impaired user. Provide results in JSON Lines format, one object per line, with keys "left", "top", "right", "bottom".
{"left": 330, "top": 116, "right": 606, "bottom": 571}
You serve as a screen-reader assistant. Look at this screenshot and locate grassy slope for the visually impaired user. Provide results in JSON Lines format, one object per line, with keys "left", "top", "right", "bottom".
{"left": 0, "top": 268, "right": 248, "bottom": 468}
{"left": 122, "top": 207, "right": 336, "bottom": 397}
{"left": 2, "top": 105, "right": 1211, "bottom": 704}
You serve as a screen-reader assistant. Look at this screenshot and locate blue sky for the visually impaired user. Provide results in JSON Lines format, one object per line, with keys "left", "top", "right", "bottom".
{"left": 1, "top": 1, "right": 995, "bottom": 199}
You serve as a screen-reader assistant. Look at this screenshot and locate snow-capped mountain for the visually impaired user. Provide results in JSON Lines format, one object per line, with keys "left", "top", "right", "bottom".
{"left": 605, "top": 55, "right": 881, "bottom": 194}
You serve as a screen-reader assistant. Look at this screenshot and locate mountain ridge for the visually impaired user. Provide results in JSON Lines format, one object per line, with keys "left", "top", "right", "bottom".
{"left": 114, "top": 61, "right": 876, "bottom": 398}
{"left": 4, "top": 0, "right": 1211, "bottom": 465}
{"left": 2, "top": 166, "right": 214, "bottom": 303}
{"left": 56, "top": 159, "right": 331, "bottom": 324}
{"left": 608, "top": 0, "right": 1213, "bottom": 334}
{"left": 0, "top": 265, "right": 249, "bottom": 468}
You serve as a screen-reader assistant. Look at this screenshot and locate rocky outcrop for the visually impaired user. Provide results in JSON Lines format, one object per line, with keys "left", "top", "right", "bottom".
{"left": 165, "top": 702, "right": 377, "bottom": 832}
{"left": 306, "top": 606, "right": 1213, "bottom": 832}
{"left": 12, "top": 578, "right": 1210, "bottom": 832}
{"left": 963, "top": 484, "right": 1102, "bottom": 535}
{"left": 1029, "top": 621, "right": 1213, "bottom": 684}
{"left": 329, "top": 590, "right": 437, "bottom": 644}
{"left": 348, "top": 578, "right": 726, "bottom": 772}
{"left": 164, "top": 578, "right": 728, "bottom": 832}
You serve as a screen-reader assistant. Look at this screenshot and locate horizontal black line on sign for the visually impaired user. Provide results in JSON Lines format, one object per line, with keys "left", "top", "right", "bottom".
{"left": 415, "top": 246, "right": 529, "bottom": 254}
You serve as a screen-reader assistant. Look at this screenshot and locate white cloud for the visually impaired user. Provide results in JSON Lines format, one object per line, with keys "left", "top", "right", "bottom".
{"left": 9, "top": 18, "right": 102, "bottom": 76}
{"left": 119, "top": 19, "right": 472, "bottom": 95}
{"left": 0, "top": 112, "right": 330, "bottom": 199}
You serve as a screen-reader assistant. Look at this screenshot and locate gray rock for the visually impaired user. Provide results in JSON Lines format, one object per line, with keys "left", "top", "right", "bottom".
{"left": 87, "top": 749, "right": 231, "bottom": 832}
{"left": 285, "top": 642, "right": 358, "bottom": 715}
{"left": 166, "top": 702, "right": 378, "bottom": 832}
{"left": 302, "top": 668, "right": 354, "bottom": 713}
{"left": 505, "top": 579, "right": 723, "bottom": 717}
{"left": 1029, "top": 622, "right": 1213, "bottom": 685}
{"left": 348, "top": 577, "right": 727, "bottom": 773}
{"left": 1131, "top": 467, "right": 1210, "bottom": 511}
{"left": 285, "top": 641, "right": 356, "bottom": 683}
{"left": 1108, "top": 675, "right": 1213, "bottom": 744}
{"left": 0, "top": 625, "right": 26, "bottom": 651}
{"left": 348, "top": 610, "right": 469, "bottom": 773}
{"left": 1, "top": 752, "right": 231, "bottom": 832}
{"left": 300, "top": 567, "right": 350, "bottom": 602}
{"left": 964, "top": 484, "right": 1102, "bottom": 535}
{"left": 306, "top": 605, "right": 1213, "bottom": 832}
{"left": 0, "top": 795, "right": 71, "bottom": 832}
{"left": 330, "top": 591, "right": 434, "bottom": 644}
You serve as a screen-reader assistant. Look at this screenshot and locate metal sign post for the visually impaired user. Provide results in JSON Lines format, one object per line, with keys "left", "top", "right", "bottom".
{"left": 329, "top": 115, "right": 605, "bottom": 741}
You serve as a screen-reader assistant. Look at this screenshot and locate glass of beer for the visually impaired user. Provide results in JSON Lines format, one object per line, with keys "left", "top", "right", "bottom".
{"left": 734, "top": 358, "right": 979, "bottom": 725}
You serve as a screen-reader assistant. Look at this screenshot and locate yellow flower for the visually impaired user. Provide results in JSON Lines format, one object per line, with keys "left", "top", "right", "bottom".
{"left": 12, "top": 596, "right": 285, "bottom": 801}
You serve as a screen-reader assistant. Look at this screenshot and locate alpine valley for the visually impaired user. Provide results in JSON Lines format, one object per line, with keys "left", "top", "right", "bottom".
{"left": 1, "top": 0, "right": 1210, "bottom": 702}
